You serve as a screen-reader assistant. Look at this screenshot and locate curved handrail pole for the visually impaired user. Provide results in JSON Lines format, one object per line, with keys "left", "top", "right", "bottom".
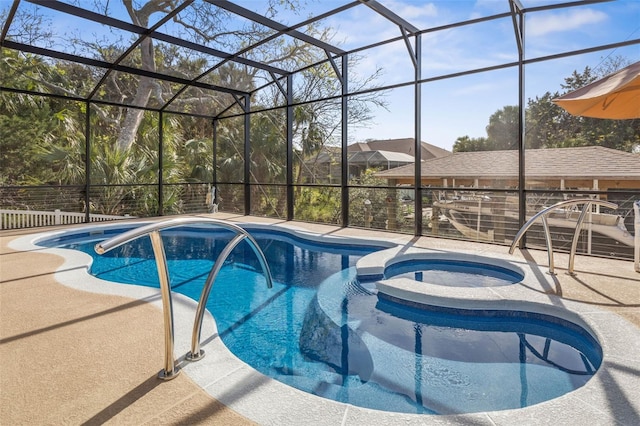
{"left": 187, "top": 233, "right": 247, "bottom": 361}
{"left": 149, "top": 230, "right": 180, "bottom": 380}
{"left": 187, "top": 232, "right": 274, "bottom": 361}
{"left": 541, "top": 215, "right": 555, "bottom": 275}
{"left": 96, "top": 217, "right": 260, "bottom": 254}
{"left": 94, "top": 216, "right": 275, "bottom": 373}
{"left": 509, "top": 199, "right": 618, "bottom": 275}
{"left": 568, "top": 202, "right": 592, "bottom": 275}
{"left": 509, "top": 207, "right": 555, "bottom": 254}
{"left": 245, "top": 234, "right": 274, "bottom": 290}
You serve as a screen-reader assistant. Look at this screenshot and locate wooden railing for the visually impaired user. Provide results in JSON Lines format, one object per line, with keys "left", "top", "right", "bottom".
{"left": 0, "top": 209, "right": 131, "bottom": 230}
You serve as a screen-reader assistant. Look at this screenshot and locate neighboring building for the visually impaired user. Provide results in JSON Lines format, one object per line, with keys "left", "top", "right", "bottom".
{"left": 348, "top": 138, "right": 451, "bottom": 161}
{"left": 376, "top": 146, "right": 638, "bottom": 256}
{"left": 302, "top": 138, "right": 450, "bottom": 183}
{"left": 376, "top": 146, "right": 640, "bottom": 191}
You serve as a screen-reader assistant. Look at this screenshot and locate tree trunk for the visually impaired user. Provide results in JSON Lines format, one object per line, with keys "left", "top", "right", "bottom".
{"left": 115, "top": 75, "right": 153, "bottom": 150}
{"left": 117, "top": 1, "right": 158, "bottom": 150}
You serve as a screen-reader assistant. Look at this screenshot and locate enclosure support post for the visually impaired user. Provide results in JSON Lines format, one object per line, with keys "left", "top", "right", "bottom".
{"left": 515, "top": 3, "right": 526, "bottom": 248}
{"left": 84, "top": 100, "right": 91, "bottom": 224}
{"left": 212, "top": 119, "right": 218, "bottom": 205}
{"left": 286, "top": 74, "right": 294, "bottom": 221}
{"left": 341, "top": 55, "right": 349, "bottom": 227}
{"left": 158, "top": 111, "right": 164, "bottom": 216}
{"left": 244, "top": 94, "right": 251, "bottom": 215}
{"left": 414, "top": 34, "right": 422, "bottom": 236}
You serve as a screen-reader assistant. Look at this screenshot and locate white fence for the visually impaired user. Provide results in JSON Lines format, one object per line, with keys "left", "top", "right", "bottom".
{"left": 0, "top": 209, "right": 131, "bottom": 230}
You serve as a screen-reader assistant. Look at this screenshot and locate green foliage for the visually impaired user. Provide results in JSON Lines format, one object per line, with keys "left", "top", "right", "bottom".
{"left": 5, "top": 1, "right": 635, "bottom": 221}
{"left": 2, "top": 0, "right": 385, "bottom": 218}
{"left": 0, "top": 101, "right": 54, "bottom": 185}
{"left": 453, "top": 135, "right": 491, "bottom": 152}
{"left": 524, "top": 64, "right": 639, "bottom": 151}
{"left": 455, "top": 60, "right": 640, "bottom": 153}
{"left": 486, "top": 106, "right": 519, "bottom": 150}
{"left": 454, "top": 106, "right": 519, "bottom": 152}
{"left": 294, "top": 187, "right": 341, "bottom": 224}
{"left": 347, "top": 169, "right": 410, "bottom": 231}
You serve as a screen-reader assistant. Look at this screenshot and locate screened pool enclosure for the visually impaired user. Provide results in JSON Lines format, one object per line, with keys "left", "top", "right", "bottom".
{"left": 1, "top": 0, "right": 639, "bottom": 260}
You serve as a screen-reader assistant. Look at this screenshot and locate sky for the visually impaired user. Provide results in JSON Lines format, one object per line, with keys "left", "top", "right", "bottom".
{"left": 312, "top": 0, "right": 640, "bottom": 150}
{"left": 238, "top": 0, "right": 637, "bottom": 151}
{"left": 3, "top": 0, "right": 639, "bottom": 152}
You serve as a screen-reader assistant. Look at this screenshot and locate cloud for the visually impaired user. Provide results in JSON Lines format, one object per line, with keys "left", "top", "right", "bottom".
{"left": 472, "top": 0, "right": 510, "bottom": 14}
{"left": 383, "top": 0, "right": 439, "bottom": 22}
{"left": 321, "top": 1, "right": 439, "bottom": 53}
{"left": 527, "top": 9, "right": 608, "bottom": 37}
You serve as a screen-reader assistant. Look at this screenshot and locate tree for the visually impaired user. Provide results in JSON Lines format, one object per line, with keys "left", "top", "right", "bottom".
{"left": 452, "top": 135, "right": 490, "bottom": 152}
{"left": 525, "top": 58, "right": 639, "bottom": 152}
{"left": 524, "top": 91, "right": 570, "bottom": 149}
{"left": 2, "top": 0, "right": 322, "bottom": 151}
{"left": 456, "top": 58, "right": 640, "bottom": 153}
{"left": 0, "top": 1, "right": 394, "bottom": 218}
{"left": 454, "top": 106, "right": 519, "bottom": 152}
{"left": 486, "top": 105, "right": 519, "bottom": 150}
{"left": 290, "top": 56, "right": 387, "bottom": 186}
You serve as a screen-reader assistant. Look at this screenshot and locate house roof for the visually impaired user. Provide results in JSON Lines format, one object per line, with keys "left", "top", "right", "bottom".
{"left": 348, "top": 138, "right": 451, "bottom": 160}
{"left": 376, "top": 146, "right": 640, "bottom": 180}
{"left": 307, "top": 149, "right": 415, "bottom": 165}
{"left": 349, "top": 150, "right": 415, "bottom": 164}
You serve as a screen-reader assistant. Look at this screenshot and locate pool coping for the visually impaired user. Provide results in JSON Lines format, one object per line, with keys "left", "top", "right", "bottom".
{"left": 9, "top": 219, "right": 640, "bottom": 425}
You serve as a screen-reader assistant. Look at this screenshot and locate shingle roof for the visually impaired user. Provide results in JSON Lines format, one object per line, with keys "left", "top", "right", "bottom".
{"left": 376, "top": 146, "right": 640, "bottom": 180}
{"left": 349, "top": 150, "right": 415, "bottom": 163}
{"left": 348, "top": 138, "right": 451, "bottom": 159}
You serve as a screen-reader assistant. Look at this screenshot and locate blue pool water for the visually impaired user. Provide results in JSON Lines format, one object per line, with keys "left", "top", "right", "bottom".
{"left": 40, "top": 226, "right": 602, "bottom": 415}
{"left": 384, "top": 259, "right": 524, "bottom": 287}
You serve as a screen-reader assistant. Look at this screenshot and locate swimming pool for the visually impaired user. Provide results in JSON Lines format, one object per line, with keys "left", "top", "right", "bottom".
{"left": 382, "top": 258, "right": 524, "bottom": 287}
{"left": 37, "top": 223, "right": 602, "bottom": 415}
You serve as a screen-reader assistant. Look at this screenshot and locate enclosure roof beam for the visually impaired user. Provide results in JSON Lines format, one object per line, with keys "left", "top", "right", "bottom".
{"left": 358, "top": 0, "right": 419, "bottom": 34}
{"left": 521, "top": 0, "right": 613, "bottom": 13}
{"left": 197, "top": 1, "right": 360, "bottom": 115}
{"left": 0, "top": 0, "right": 20, "bottom": 44}
{"left": 325, "top": 51, "right": 344, "bottom": 85}
{"left": 400, "top": 27, "right": 417, "bottom": 69}
{"left": 269, "top": 72, "right": 288, "bottom": 98}
{"left": 209, "top": 0, "right": 345, "bottom": 55}
{"left": 27, "top": 0, "right": 288, "bottom": 75}
{"left": 509, "top": 0, "right": 524, "bottom": 56}
{"left": 88, "top": 0, "right": 194, "bottom": 100}
{"left": 4, "top": 41, "right": 249, "bottom": 97}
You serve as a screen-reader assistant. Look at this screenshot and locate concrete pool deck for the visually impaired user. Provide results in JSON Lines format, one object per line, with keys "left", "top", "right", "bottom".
{"left": 1, "top": 213, "right": 639, "bottom": 425}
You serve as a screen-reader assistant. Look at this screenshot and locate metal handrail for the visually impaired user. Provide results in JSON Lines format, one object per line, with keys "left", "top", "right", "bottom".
{"left": 186, "top": 225, "right": 273, "bottom": 361}
{"left": 509, "top": 199, "right": 618, "bottom": 275}
{"left": 95, "top": 217, "right": 273, "bottom": 379}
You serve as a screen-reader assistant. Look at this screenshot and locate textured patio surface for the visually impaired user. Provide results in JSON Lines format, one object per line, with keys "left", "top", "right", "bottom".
{"left": 1, "top": 216, "right": 638, "bottom": 425}
{"left": 0, "top": 226, "right": 255, "bottom": 426}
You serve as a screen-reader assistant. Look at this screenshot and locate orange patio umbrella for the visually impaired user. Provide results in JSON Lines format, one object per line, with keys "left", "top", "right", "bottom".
{"left": 553, "top": 60, "right": 640, "bottom": 119}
